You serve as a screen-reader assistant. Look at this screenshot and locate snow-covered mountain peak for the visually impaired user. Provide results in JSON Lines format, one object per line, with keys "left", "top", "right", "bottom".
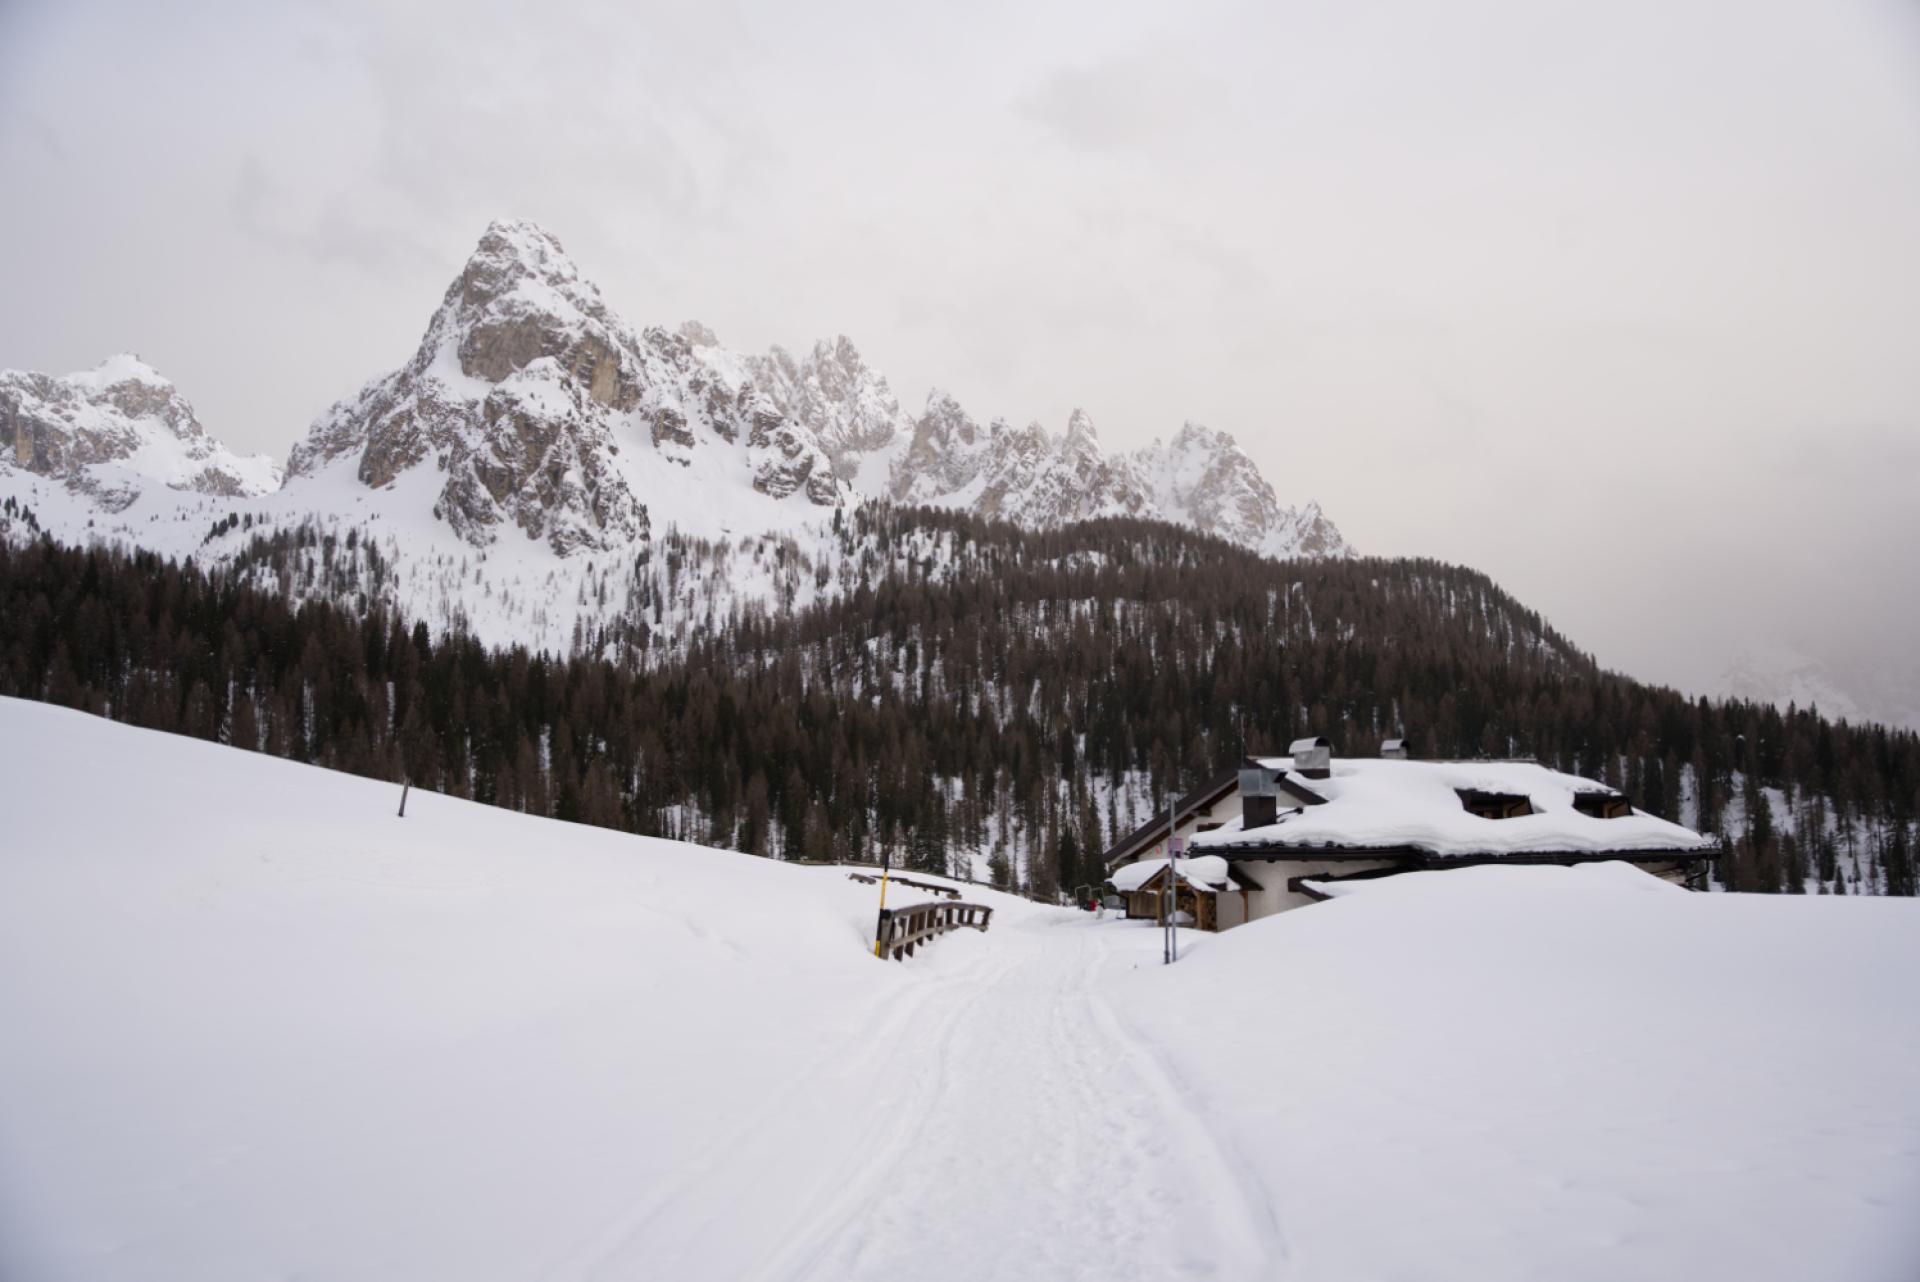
{"left": 8, "top": 219, "right": 1350, "bottom": 633}
{"left": 464, "top": 220, "right": 578, "bottom": 289}
{"left": 750, "top": 333, "right": 909, "bottom": 480}
{"left": 283, "top": 221, "right": 847, "bottom": 554}
{"left": 0, "top": 355, "right": 279, "bottom": 507}
{"left": 1131, "top": 420, "right": 1351, "bottom": 559}
{"left": 65, "top": 352, "right": 170, "bottom": 393}
{"left": 1165, "top": 420, "right": 1229, "bottom": 452}
{"left": 866, "top": 395, "right": 1347, "bottom": 557}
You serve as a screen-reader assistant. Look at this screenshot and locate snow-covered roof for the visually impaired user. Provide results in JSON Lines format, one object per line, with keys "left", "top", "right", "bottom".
{"left": 1191, "top": 757, "right": 1715, "bottom": 859}
{"left": 1109, "top": 854, "right": 1239, "bottom": 894}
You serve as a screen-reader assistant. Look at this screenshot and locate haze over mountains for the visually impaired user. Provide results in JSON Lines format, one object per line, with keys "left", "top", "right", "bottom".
{"left": 3, "top": 220, "right": 1913, "bottom": 730}
{"left": 2, "top": 220, "right": 1347, "bottom": 566}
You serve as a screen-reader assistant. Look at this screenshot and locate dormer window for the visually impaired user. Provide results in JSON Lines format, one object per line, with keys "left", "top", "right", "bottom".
{"left": 1456, "top": 789, "right": 1534, "bottom": 820}
{"left": 1572, "top": 791, "right": 1631, "bottom": 819}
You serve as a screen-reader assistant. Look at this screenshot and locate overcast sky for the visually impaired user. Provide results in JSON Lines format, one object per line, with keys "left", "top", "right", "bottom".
{"left": 4, "top": 0, "right": 1917, "bottom": 717}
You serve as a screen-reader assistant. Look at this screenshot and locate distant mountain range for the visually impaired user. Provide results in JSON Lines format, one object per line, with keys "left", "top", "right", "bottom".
{"left": 7, "top": 220, "right": 1917, "bottom": 736}
{"left": 2, "top": 220, "right": 1347, "bottom": 570}
{"left": 1721, "top": 642, "right": 1920, "bottom": 733}
{"left": 1, "top": 355, "right": 280, "bottom": 507}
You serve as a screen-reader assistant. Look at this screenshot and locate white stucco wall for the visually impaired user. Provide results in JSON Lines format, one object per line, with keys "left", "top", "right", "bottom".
{"left": 1230, "top": 859, "right": 1404, "bottom": 919}
{"left": 1226, "top": 856, "right": 1702, "bottom": 925}
{"left": 1175, "top": 798, "right": 1231, "bottom": 849}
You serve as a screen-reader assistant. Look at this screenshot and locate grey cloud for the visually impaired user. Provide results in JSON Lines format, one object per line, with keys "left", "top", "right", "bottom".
{"left": 1, "top": 0, "right": 1916, "bottom": 722}
{"left": 1015, "top": 50, "right": 1230, "bottom": 152}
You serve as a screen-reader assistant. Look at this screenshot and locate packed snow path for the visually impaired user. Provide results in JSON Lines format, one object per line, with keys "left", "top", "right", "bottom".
{"left": 716, "top": 921, "right": 1278, "bottom": 1282}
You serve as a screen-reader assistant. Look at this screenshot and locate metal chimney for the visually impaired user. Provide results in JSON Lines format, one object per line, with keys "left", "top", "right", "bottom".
{"left": 1240, "top": 760, "right": 1279, "bottom": 830}
{"left": 1289, "top": 736, "right": 1332, "bottom": 780}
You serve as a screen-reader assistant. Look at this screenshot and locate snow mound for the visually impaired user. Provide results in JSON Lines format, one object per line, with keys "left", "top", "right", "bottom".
{"left": 1121, "top": 860, "right": 1920, "bottom": 1282}
{"left": 1110, "top": 852, "right": 1237, "bottom": 892}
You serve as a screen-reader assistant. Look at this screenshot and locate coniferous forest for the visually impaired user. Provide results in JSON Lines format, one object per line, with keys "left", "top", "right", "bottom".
{"left": 2, "top": 507, "right": 1914, "bottom": 899}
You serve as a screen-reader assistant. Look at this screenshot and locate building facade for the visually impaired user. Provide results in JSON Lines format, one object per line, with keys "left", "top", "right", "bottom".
{"left": 1102, "top": 739, "right": 1715, "bottom": 930}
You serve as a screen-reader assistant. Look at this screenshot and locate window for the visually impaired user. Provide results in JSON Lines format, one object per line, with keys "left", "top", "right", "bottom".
{"left": 1572, "top": 791, "right": 1631, "bottom": 819}
{"left": 1456, "top": 789, "right": 1535, "bottom": 820}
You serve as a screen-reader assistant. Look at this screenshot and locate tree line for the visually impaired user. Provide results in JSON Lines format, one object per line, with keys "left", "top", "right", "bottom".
{"left": 1, "top": 508, "right": 1913, "bottom": 898}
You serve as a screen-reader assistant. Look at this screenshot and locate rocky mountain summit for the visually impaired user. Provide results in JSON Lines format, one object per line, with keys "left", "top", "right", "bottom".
{"left": 285, "top": 220, "right": 840, "bottom": 554}
{"left": 0, "top": 355, "right": 279, "bottom": 508}
{"left": 284, "top": 219, "right": 1346, "bottom": 558}
{"left": 9, "top": 220, "right": 1346, "bottom": 563}
{"left": 871, "top": 401, "right": 1348, "bottom": 557}
{"left": 725, "top": 327, "right": 1348, "bottom": 557}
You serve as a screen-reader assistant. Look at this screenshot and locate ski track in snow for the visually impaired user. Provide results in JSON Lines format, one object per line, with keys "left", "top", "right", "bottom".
{"left": 541, "top": 919, "right": 1282, "bottom": 1282}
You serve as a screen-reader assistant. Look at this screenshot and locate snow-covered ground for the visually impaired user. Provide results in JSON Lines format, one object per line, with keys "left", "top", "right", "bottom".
{"left": 2, "top": 697, "right": 1917, "bottom": 1281}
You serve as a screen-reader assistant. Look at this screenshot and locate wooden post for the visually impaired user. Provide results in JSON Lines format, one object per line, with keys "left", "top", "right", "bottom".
{"left": 872, "top": 851, "right": 893, "bottom": 958}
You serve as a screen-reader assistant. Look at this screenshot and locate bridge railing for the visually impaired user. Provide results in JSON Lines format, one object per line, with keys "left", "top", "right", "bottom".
{"left": 875, "top": 899, "right": 993, "bottom": 960}
{"left": 846, "top": 870, "right": 960, "bottom": 900}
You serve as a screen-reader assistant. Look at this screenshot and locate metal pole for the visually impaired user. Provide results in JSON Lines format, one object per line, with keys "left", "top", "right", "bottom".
{"left": 1163, "top": 785, "right": 1174, "bottom": 964}
{"left": 1170, "top": 788, "right": 1179, "bottom": 964}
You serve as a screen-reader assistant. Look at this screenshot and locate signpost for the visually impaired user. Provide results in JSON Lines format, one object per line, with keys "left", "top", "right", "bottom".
{"left": 1159, "top": 832, "right": 1175, "bottom": 959}
{"left": 1163, "top": 786, "right": 1184, "bottom": 966}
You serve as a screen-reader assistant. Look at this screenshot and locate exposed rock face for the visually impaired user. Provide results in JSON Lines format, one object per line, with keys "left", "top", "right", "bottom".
{"left": 287, "top": 221, "right": 844, "bottom": 554}
{"left": 871, "top": 397, "right": 1349, "bottom": 558}
{"left": 0, "top": 355, "right": 279, "bottom": 508}
{"left": 723, "top": 317, "right": 1348, "bottom": 556}
{"left": 1134, "top": 423, "right": 1352, "bottom": 559}
{"left": 34, "top": 219, "right": 1344, "bottom": 563}
{"left": 750, "top": 336, "right": 911, "bottom": 479}
{"left": 893, "top": 391, "right": 987, "bottom": 503}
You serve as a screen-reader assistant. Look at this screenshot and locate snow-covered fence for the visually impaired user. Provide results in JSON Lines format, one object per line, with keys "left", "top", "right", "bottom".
{"left": 874, "top": 900, "right": 993, "bottom": 960}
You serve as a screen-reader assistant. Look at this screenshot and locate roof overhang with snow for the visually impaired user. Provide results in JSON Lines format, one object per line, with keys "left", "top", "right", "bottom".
{"left": 1108, "top": 854, "right": 1240, "bottom": 895}
{"left": 1190, "top": 755, "right": 1717, "bottom": 863}
{"left": 1100, "top": 761, "right": 1329, "bottom": 871}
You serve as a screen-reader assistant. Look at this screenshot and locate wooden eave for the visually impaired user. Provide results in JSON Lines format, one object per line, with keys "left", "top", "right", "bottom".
{"left": 1111, "top": 863, "right": 1227, "bottom": 896}
{"left": 1100, "top": 766, "right": 1240, "bottom": 869}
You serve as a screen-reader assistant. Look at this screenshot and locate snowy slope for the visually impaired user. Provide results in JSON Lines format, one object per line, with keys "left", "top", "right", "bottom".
{"left": 1130, "top": 864, "right": 1920, "bottom": 1282}
{"left": 3, "top": 698, "right": 1917, "bottom": 1281}
{"left": 0, "top": 698, "right": 1052, "bottom": 1281}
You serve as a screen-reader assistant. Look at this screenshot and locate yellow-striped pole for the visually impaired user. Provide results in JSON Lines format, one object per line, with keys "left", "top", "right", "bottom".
{"left": 872, "top": 853, "right": 892, "bottom": 957}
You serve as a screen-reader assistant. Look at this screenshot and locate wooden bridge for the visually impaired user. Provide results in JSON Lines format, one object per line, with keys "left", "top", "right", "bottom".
{"left": 874, "top": 899, "right": 993, "bottom": 960}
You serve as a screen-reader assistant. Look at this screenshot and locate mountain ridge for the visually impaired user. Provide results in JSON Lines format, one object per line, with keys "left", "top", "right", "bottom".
{"left": 4, "top": 219, "right": 1345, "bottom": 563}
